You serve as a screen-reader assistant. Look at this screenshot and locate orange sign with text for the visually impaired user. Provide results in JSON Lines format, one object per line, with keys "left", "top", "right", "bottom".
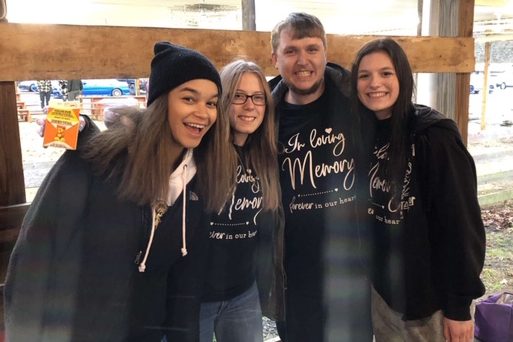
{"left": 43, "top": 104, "right": 81, "bottom": 150}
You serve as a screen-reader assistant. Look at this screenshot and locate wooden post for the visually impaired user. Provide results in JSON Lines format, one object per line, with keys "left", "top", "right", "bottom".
{"left": 0, "top": 81, "right": 26, "bottom": 206}
{"left": 455, "top": 0, "right": 475, "bottom": 144}
{"left": 241, "top": 0, "right": 256, "bottom": 31}
{"left": 427, "top": 1, "right": 458, "bottom": 121}
{"left": 481, "top": 41, "right": 492, "bottom": 130}
{"left": 429, "top": 0, "right": 474, "bottom": 144}
{"left": 135, "top": 79, "right": 140, "bottom": 96}
{"left": 0, "top": 0, "right": 6, "bottom": 21}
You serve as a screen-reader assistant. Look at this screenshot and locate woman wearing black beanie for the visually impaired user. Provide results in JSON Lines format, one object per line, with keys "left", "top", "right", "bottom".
{"left": 4, "top": 41, "right": 231, "bottom": 342}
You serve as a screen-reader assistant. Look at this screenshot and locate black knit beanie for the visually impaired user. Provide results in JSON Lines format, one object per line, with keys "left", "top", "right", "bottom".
{"left": 147, "top": 41, "right": 221, "bottom": 106}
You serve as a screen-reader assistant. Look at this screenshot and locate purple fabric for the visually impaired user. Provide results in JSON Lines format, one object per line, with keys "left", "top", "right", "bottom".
{"left": 475, "top": 292, "right": 513, "bottom": 342}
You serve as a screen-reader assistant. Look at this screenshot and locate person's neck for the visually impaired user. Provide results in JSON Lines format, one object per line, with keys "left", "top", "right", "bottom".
{"left": 285, "top": 82, "right": 325, "bottom": 105}
{"left": 170, "top": 146, "right": 187, "bottom": 173}
{"left": 232, "top": 133, "right": 247, "bottom": 147}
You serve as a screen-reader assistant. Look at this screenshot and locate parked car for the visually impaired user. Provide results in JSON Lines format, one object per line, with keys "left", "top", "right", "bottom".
{"left": 17, "top": 80, "right": 63, "bottom": 98}
{"left": 17, "top": 80, "right": 38, "bottom": 92}
{"left": 117, "top": 79, "right": 136, "bottom": 94}
{"left": 117, "top": 78, "right": 148, "bottom": 94}
{"left": 82, "top": 79, "right": 131, "bottom": 96}
{"left": 470, "top": 72, "right": 494, "bottom": 94}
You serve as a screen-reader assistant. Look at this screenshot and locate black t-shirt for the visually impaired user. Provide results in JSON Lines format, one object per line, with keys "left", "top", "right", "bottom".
{"left": 202, "top": 146, "right": 262, "bottom": 302}
{"left": 277, "top": 80, "right": 358, "bottom": 296}
{"left": 367, "top": 118, "right": 406, "bottom": 312}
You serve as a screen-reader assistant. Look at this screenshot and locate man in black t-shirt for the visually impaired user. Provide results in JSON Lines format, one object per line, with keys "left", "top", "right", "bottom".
{"left": 269, "top": 12, "right": 373, "bottom": 342}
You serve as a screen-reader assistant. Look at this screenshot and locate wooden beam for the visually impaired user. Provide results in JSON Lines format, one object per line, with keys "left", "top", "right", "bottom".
{"left": 0, "top": 81, "right": 26, "bottom": 206}
{"left": 455, "top": 0, "right": 475, "bottom": 144}
{"left": 475, "top": 0, "right": 507, "bottom": 5}
{"left": 329, "top": 35, "right": 474, "bottom": 73}
{"left": 0, "top": 23, "right": 474, "bottom": 82}
{"left": 476, "top": 33, "right": 513, "bottom": 43}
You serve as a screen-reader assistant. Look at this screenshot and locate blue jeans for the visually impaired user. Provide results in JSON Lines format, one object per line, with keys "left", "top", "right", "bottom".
{"left": 200, "top": 282, "right": 263, "bottom": 342}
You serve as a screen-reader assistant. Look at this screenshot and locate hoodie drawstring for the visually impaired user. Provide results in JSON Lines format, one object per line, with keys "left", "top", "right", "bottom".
{"left": 138, "top": 202, "right": 164, "bottom": 273}
{"left": 181, "top": 164, "right": 188, "bottom": 257}
{"left": 138, "top": 163, "right": 189, "bottom": 273}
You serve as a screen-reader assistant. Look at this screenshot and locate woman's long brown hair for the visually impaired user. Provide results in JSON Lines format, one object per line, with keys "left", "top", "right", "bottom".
{"left": 82, "top": 93, "right": 233, "bottom": 211}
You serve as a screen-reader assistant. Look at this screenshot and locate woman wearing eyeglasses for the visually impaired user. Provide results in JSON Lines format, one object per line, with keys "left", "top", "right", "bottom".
{"left": 199, "top": 60, "right": 285, "bottom": 342}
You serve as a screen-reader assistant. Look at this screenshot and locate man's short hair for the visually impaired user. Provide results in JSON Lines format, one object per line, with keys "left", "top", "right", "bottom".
{"left": 271, "top": 12, "right": 327, "bottom": 53}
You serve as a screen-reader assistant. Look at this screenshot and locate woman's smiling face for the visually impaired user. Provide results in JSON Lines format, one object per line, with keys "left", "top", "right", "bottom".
{"left": 357, "top": 50, "right": 400, "bottom": 120}
{"left": 167, "top": 79, "right": 219, "bottom": 149}
{"left": 229, "top": 72, "right": 266, "bottom": 146}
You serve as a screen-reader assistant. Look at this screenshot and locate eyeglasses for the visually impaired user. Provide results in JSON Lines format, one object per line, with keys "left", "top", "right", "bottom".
{"left": 232, "top": 92, "right": 266, "bottom": 106}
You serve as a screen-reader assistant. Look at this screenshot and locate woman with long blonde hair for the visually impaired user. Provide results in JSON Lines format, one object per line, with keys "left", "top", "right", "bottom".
{"left": 199, "top": 60, "right": 284, "bottom": 342}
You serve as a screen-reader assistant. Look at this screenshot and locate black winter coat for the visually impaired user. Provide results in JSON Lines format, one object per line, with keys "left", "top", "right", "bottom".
{"left": 4, "top": 147, "right": 209, "bottom": 342}
{"left": 367, "top": 105, "right": 486, "bottom": 321}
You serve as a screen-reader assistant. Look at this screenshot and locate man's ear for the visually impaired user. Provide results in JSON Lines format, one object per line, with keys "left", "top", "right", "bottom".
{"left": 271, "top": 53, "right": 278, "bottom": 69}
